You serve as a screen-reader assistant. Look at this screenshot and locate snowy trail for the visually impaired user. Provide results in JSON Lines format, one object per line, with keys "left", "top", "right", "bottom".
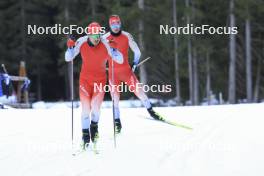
{"left": 0, "top": 104, "right": 263, "bottom": 176}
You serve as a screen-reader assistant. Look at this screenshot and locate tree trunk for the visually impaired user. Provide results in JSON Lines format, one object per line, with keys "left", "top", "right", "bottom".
{"left": 172, "top": 0, "right": 181, "bottom": 104}
{"left": 37, "top": 62, "right": 42, "bottom": 101}
{"left": 21, "top": 0, "right": 26, "bottom": 60}
{"left": 185, "top": 0, "right": 193, "bottom": 105}
{"left": 90, "top": 0, "right": 96, "bottom": 17}
{"left": 228, "top": 0, "right": 236, "bottom": 104}
{"left": 138, "top": 0, "right": 147, "bottom": 85}
{"left": 193, "top": 48, "right": 199, "bottom": 105}
{"left": 206, "top": 51, "right": 211, "bottom": 105}
{"left": 253, "top": 56, "right": 262, "bottom": 102}
{"left": 245, "top": 19, "right": 252, "bottom": 102}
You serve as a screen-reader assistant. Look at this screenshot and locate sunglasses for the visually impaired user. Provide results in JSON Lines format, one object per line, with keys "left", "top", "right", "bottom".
{"left": 110, "top": 23, "right": 121, "bottom": 30}
{"left": 89, "top": 34, "right": 101, "bottom": 40}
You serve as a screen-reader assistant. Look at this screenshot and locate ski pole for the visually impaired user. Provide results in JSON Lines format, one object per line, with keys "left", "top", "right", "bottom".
{"left": 105, "top": 57, "right": 152, "bottom": 71}
{"left": 137, "top": 56, "right": 151, "bottom": 67}
{"left": 68, "top": 35, "right": 75, "bottom": 151}
{"left": 70, "top": 61, "right": 74, "bottom": 148}
{"left": 111, "top": 56, "right": 117, "bottom": 148}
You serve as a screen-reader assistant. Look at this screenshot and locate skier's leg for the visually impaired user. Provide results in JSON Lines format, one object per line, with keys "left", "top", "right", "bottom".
{"left": 109, "top": 77, "right": 122, "bottom": 133}
{"left": 90, "top": 85, "right": 105, "bottom": 143}
{"left": 126, "top": 72, "right": 163, "bottom": 120}
{"left": 126, "top": 72, "right": 151, "bottom": 108}
{"left": 110, "top": 87, "right": 121, "bottom": 119}
{"left": 113, "top": 90, "right": 122, "bottom": 133}
{"left": 79, "top": 79, "right": 92, "bottom": 147}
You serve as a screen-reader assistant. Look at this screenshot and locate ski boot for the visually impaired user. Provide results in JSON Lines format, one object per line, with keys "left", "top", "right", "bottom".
{"left": 81, "top": 129, "right": 90, "bottom": 150}
{"left": 114, "top": 118, "right": 122, "bottom": 134}
{"left": 147, "top": 107, "right": 164, "bottom": 121}
{"left": 90, "top": 121, "right": 99, "bottom": 143}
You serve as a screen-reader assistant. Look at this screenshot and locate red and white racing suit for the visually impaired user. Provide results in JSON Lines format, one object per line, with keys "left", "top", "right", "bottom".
{"left": 65, "top": 36, "right": 123, "bottom": 129}
{"left": 102, "top": 31, "right": 151, "bottom": 119}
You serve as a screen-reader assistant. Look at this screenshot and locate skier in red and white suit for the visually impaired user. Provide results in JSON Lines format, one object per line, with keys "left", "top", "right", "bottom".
{"left": 65, "top": 22, "right": 123, "bottom": 147}
{"left": 102, "top": 15, "right": 163, "bottom": 133}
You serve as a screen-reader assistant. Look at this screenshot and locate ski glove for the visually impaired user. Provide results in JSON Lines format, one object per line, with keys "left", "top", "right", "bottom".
{"left": 132, "top": 62, "right": 137, "bottom": 72}
{"left": 67, "top": 39, "right": 75, "bottom": 48}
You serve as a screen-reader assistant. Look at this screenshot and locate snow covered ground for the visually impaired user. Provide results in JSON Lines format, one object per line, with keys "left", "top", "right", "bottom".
{"left": 0, "top": 103, "right": 264, "bottom": 176}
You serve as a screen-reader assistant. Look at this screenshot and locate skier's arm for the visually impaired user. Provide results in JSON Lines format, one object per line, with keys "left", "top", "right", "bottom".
{"left": 123, "top": 32, "right": 141, "bottom": 71}
{"left": 126, "top": 32, "right": 141, "bottom": 65}
{"left": 101, "top": 38, "right": 124, "bottom": 64}
{"left": 65, "top": 37, "right": 86, "bottom": 62}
